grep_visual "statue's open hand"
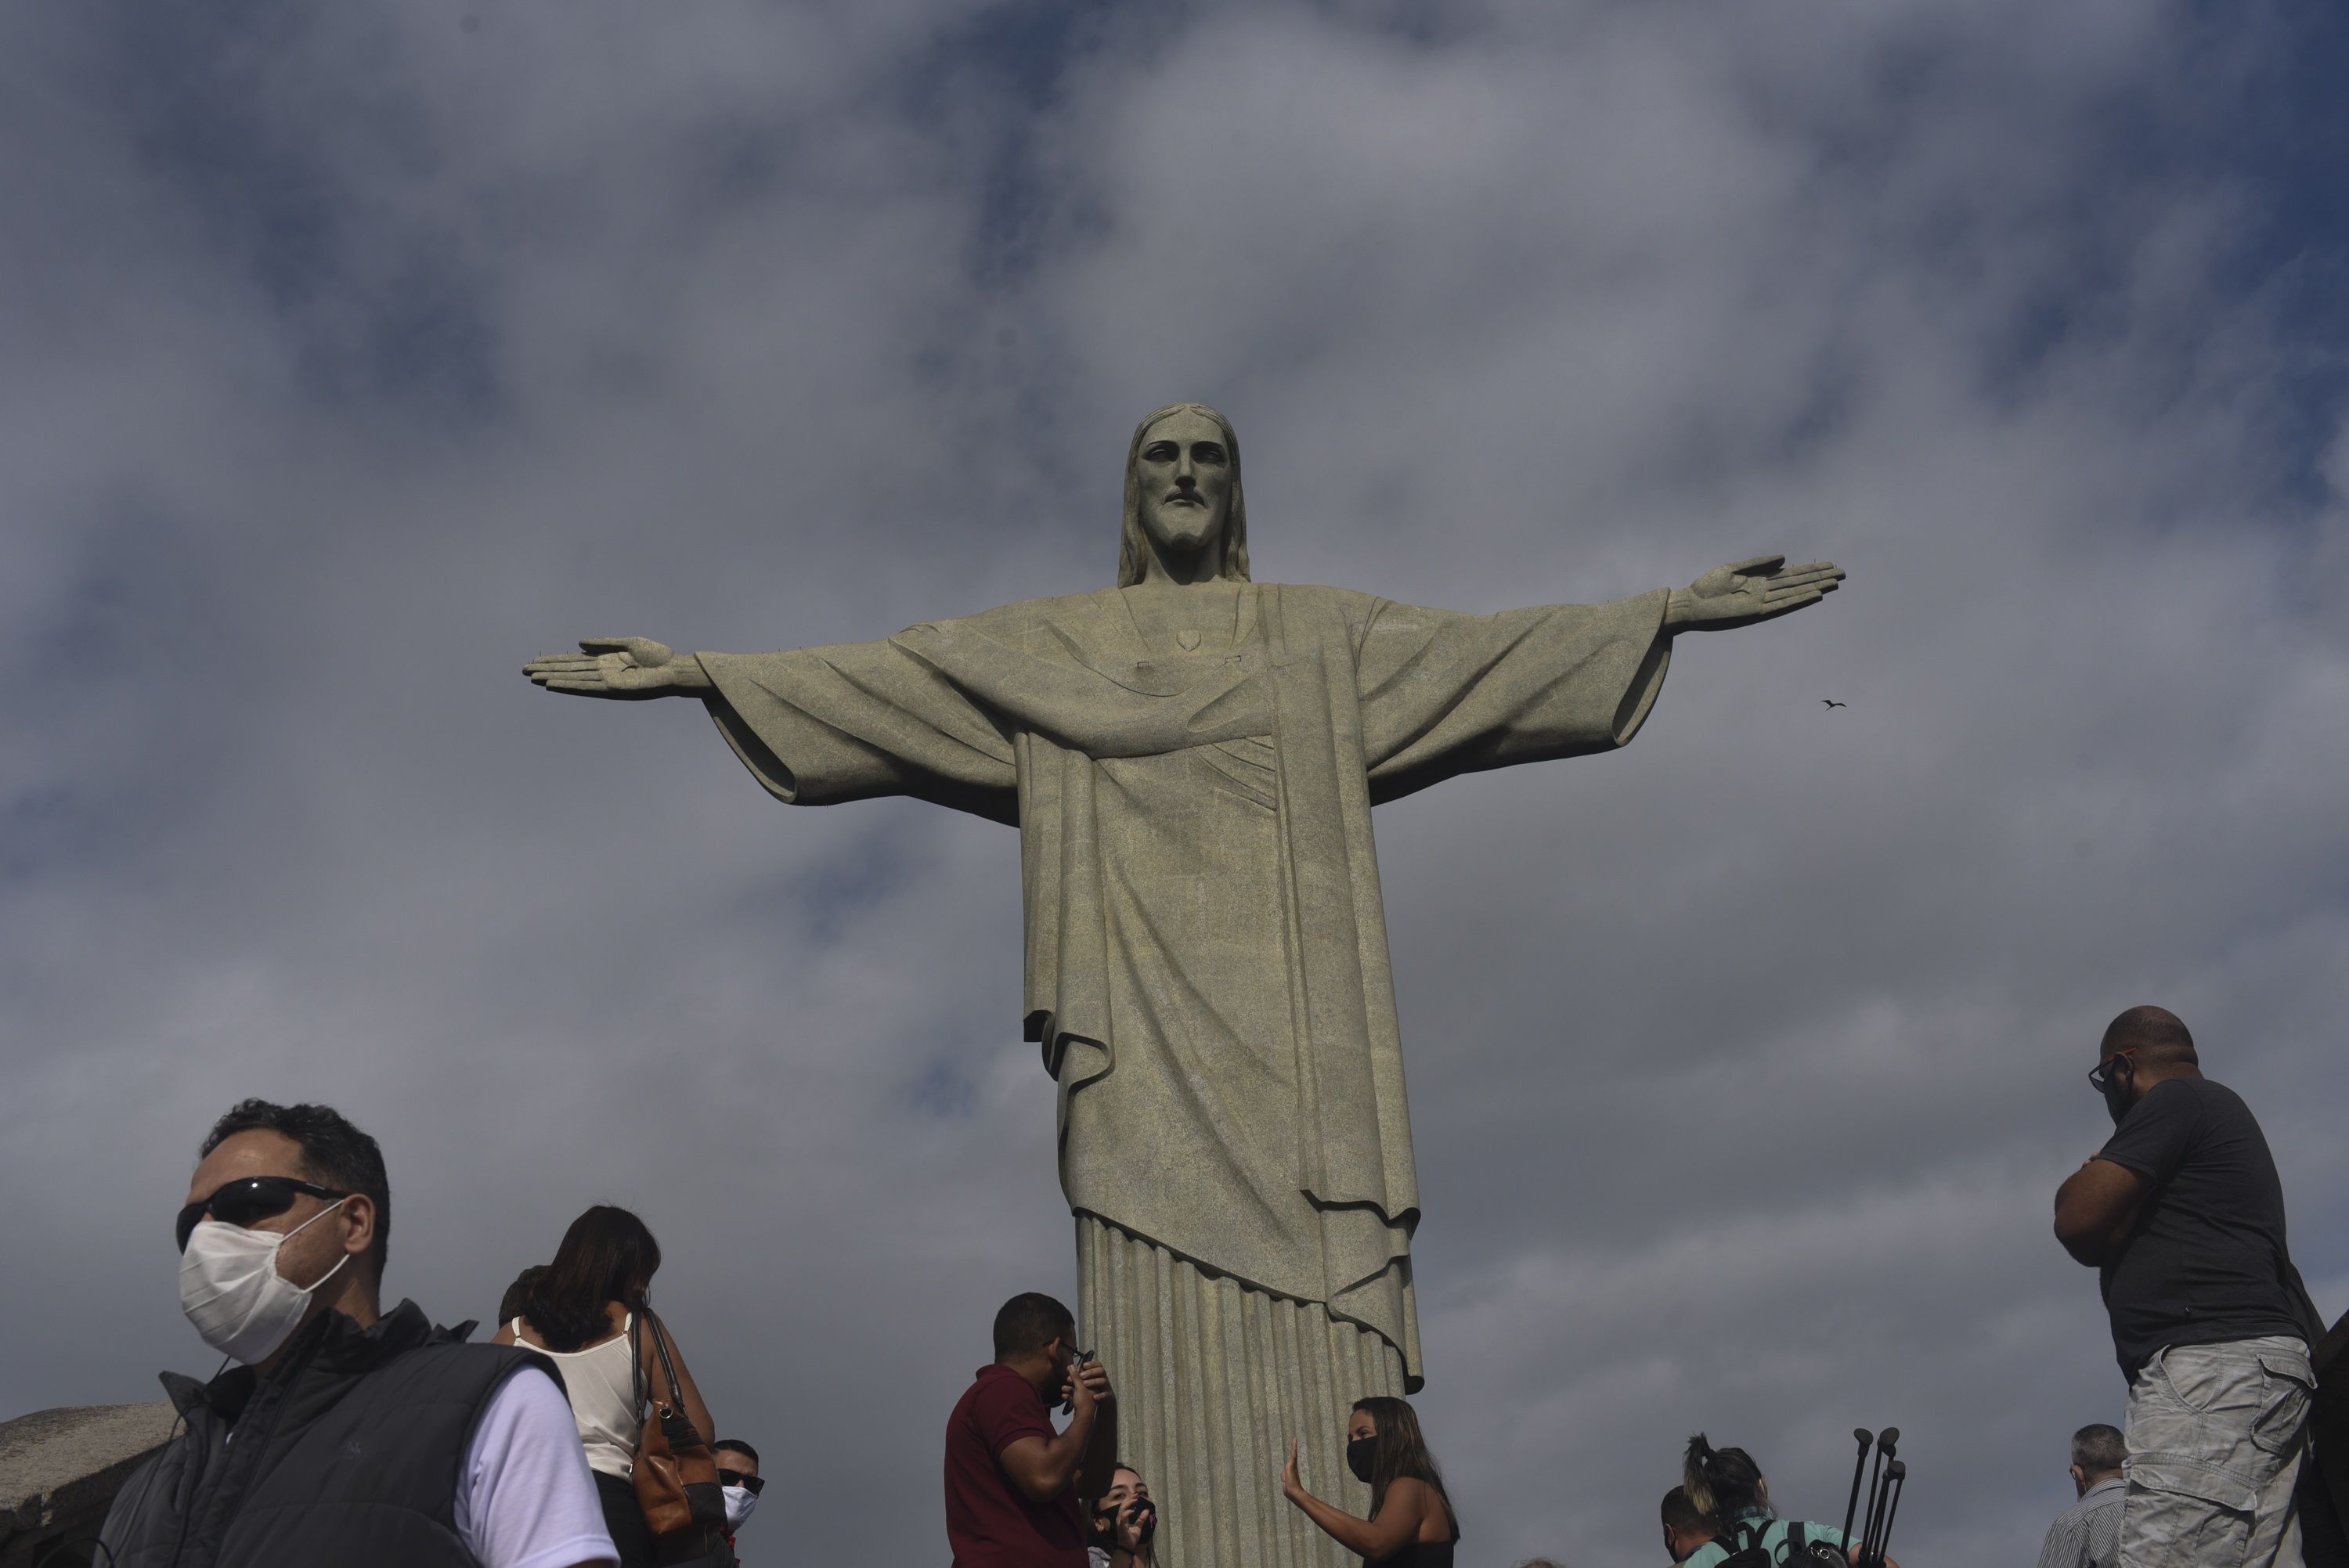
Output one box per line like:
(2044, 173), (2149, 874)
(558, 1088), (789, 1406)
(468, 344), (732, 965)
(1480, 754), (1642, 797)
(522, 636), (713, 699)
(1666, 554), (1845, 632)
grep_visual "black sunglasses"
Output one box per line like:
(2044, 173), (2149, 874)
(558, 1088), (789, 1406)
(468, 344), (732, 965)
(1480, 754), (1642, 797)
(175, 1176), (349, 1253)
(2087, 1049), (2138, 1094)
(717, 1469), (765, 1495)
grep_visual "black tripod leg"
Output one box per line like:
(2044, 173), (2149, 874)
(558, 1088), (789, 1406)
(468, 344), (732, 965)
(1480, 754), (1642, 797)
(1876, 1462), (1907, 1566)
(1842, 1429), (1874, 1548)
(1860, 1430), (1900, 1567)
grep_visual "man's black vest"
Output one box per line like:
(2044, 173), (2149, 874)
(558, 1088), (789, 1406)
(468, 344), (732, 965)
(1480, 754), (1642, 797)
(100, 1300), (558, 1568)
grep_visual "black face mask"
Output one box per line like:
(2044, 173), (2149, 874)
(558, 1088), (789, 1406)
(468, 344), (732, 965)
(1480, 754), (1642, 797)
(1093, 1501), (1157, 1545)
(1347, 1436), (1377, 1484)
(2102, 1077), (2132, 1127)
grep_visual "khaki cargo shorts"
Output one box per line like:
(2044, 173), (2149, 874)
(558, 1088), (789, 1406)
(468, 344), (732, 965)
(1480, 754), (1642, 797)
(2121, 1336), (2314, 1568)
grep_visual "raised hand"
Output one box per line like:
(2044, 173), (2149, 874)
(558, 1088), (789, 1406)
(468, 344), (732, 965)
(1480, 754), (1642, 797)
(1665, 554), (1845, 632)
(522, 636), (713, 699)
(1070, 1357), (1113, 1417)
(1281, 1438), (1304, 1501)
(1113, 1497), (1152, 1553)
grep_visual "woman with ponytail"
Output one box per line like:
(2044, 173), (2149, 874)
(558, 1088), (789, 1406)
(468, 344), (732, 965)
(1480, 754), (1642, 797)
(1281, 1396), (1460, 1566)
(1676, 1433), (1896, 1568)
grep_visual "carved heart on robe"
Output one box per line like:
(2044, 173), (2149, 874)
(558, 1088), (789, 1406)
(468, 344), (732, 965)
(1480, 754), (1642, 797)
(1176, 629), (1200, 651)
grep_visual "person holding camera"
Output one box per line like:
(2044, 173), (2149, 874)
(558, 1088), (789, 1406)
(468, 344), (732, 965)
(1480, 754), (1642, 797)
(1087, 1464), (1159, 1567)
(944, 1292), (1118, 1568)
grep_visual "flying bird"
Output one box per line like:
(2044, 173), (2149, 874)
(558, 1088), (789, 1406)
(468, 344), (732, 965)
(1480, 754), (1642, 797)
(1820, 698), (1846, 708)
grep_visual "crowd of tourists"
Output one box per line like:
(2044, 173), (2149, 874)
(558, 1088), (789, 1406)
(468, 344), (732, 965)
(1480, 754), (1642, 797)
(96, 1003), (2341, 1567)
(940, 1005), (2341, 1568)
(100, 1101), (762, 1568)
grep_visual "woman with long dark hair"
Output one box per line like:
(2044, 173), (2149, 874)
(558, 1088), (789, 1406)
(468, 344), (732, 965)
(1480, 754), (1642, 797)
(1676, 1433), (1898, 1568)
(1281, 1395), (1460, 1566)
(496, 1206), (716, 1568)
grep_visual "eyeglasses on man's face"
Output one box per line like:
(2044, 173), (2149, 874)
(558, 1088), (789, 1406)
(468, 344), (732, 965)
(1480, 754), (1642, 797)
(175, 1175), (349, 1253)
(718, 1469), (764, 1494)
(2087, 1048), (2138, 1094)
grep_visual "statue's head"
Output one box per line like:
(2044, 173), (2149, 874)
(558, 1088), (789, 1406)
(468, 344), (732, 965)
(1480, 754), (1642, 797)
(1117, 403), (1251, 586)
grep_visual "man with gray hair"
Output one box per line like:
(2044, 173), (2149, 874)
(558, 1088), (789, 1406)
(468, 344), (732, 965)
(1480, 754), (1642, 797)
(2036, 1424), (2127, 1568)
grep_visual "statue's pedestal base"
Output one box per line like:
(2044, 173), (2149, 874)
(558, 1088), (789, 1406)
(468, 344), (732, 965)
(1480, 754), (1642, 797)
(1079, 1216), (1405, 1568)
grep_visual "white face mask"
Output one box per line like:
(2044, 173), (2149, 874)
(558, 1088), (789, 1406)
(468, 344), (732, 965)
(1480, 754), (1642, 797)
(179, 1199), (351, 1364)
(723, 1484), (758, 1531)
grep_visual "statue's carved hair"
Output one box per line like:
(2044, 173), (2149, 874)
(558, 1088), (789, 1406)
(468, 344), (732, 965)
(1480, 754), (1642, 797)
(1117, 402), (1251, 587)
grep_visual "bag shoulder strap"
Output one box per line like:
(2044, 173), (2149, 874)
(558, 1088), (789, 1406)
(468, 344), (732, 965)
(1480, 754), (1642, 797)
(628, 1307), (647, 1425)
(644, 1310), (686, 1413)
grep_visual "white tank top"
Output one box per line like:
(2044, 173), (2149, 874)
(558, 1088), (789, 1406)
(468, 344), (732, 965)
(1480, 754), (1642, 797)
(513, 1314), (638, 1479)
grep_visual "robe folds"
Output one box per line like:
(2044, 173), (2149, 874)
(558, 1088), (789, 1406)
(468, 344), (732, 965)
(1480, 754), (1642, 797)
(698, 582), (1672, 1388)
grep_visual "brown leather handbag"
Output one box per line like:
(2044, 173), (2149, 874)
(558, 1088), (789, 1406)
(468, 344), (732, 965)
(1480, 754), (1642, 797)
(630, 1310), (728, 1563)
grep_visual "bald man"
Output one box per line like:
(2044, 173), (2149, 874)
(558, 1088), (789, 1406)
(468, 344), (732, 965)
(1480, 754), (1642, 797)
(2053, 1006), (2326, 1568)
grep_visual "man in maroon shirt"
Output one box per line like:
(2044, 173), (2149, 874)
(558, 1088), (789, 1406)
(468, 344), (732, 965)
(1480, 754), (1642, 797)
(946, 1292), (1118, 1568)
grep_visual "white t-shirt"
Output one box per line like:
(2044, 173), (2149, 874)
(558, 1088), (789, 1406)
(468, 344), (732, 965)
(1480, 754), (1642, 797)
(453, 1366), (621, 1568)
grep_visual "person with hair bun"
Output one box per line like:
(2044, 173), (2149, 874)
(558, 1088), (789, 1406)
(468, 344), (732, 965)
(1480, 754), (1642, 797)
(496, 1205), (716, 1568)
(1282, 1396), (1460, 1566)
(1676, 1433), (1895, 1568)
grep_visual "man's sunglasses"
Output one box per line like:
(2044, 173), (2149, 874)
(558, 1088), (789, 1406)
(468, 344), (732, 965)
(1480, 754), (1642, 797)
(2087, 1048), (2138, 1094)
(717, 1469), (765, 1494)
(175, 1176), (349, 1253)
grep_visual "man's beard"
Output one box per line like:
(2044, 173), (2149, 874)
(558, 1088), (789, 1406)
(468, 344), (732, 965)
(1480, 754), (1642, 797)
(1147, 505), (1219, 555)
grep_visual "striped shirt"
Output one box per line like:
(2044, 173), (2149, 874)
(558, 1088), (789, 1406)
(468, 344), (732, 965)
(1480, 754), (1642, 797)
(2036, 1476), (2124, 1568)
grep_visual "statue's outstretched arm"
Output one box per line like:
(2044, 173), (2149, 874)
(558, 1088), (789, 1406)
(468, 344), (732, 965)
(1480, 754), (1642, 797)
(523, 636), (716, 699)
(1665, 554), (1844, 633)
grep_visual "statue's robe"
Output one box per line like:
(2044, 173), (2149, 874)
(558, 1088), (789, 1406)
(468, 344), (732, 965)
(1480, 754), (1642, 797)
(697, 581), (1670, 1558)
(695, 579), (1672, 1568)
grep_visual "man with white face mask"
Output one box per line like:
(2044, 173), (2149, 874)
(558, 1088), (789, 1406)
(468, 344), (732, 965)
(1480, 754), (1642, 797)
(99, 1099), (619, 1568)
(712, 1440), (762, 1555)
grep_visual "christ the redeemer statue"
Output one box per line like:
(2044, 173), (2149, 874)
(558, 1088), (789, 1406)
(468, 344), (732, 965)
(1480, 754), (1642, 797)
(525, 403), (1841, 1568)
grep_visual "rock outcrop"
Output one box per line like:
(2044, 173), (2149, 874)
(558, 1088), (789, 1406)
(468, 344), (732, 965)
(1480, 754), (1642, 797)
(0, 1403), (177, 1567)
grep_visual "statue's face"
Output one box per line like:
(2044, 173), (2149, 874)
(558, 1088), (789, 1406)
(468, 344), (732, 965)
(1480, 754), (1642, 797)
(1134, 409), (1232, 561)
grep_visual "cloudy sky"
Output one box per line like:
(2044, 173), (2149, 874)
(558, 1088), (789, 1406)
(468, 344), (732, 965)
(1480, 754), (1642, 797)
(5, 0), (2347, 1563)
